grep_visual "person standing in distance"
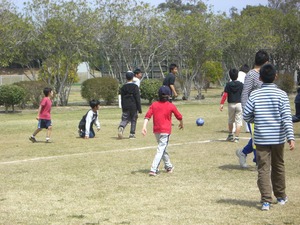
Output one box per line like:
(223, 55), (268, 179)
(118, 71), (142, 139)
(133, 68), (143, 88)
(163, 63), (178, 101)
(29, 87), (54, 143)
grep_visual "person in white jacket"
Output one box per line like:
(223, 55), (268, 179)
(78, 100), (101, 139)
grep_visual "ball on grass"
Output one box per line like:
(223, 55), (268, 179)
(196, 118), (204, 126)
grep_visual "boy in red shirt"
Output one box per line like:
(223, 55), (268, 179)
(29, 87), (53, 143)
(142, 85), (183, 176)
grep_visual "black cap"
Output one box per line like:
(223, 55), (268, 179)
(158, 85), (171, 96)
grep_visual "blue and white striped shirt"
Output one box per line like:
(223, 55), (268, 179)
(243, 83), (294, 145)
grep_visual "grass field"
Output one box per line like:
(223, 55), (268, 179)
(0, 87), (300, 225)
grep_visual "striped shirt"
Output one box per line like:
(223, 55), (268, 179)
(241, 69), (262, 109)
(243, 83), (294, 145)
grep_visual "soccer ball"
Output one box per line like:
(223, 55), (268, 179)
(196, 118), (204, 126)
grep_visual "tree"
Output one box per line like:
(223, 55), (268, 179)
(24, 0), (99, 106)
(0, 85), (25, 112)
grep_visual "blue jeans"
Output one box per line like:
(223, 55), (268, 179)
(242, 123), (257, 163)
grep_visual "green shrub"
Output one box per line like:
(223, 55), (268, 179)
(275, 73), (295, 94)
(0, 84), (26, 112)
(15, 80), (47, 108)
(140, 79), (162, 103)
(81, 77), (119, 105)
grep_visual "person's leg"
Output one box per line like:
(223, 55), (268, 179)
(241, 123), (254, 155)
(45, 120), (52, 142)
(30, 120), (43, 142)
(234, 103), (242, 142)
(129, 111), (138, 136)
(89, 128), (95, 138)
(271, 144), (286, 201)
(150, 133), (170, 173)
(256, 144), (273, 203)
(118, 111), (129, 139)
(227, 104), (235, 141)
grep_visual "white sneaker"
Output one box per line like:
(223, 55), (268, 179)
(261, 202), (270, 211)
(236, 149), (248, 168)
(277, 196), (288, 205)
(118, 127), (124, 139)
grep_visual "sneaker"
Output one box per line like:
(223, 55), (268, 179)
(29, 136), (37, 143)
(129, 134), (136, 139)
(261, 202), (270, 211)
(234, 137), (239, 143)
(236, 149), (248, 168)
(118, 127), (124, 139)
(46, 139), (51, 143)
(277, 196), (288, 205)
(166, 166), (174, 173)
(149, 171), (158, 176)
(226, 134), (234, 141)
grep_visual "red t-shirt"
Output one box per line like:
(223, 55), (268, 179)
(39, 97), (52, 120)
(144, 101), (182, 134)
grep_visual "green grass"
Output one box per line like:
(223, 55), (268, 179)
(0, 87), (300, 225)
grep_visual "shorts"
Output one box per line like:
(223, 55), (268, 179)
(228, 103), (242, 126)
(38, 119), (52, 129)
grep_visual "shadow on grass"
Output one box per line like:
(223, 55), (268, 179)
(218, 164), (257, 171)
(131, 169), (149, 175)
(217, 198), (258, 208)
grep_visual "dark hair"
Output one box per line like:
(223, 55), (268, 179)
(239, 64), (250, 73)
(89, 99), (100, 108)
(259, 64), (276, 83)
(169, 63), (177, 73)
(133, 68), (142, 75)
(255, 50), (269, 66)
(43, 87), (52, 97)
(229, 68), (239, 81)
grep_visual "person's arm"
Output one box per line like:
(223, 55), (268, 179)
(281, 94), (295, 150)
(241, 73), (253, 109)
(36, 105), (42, 120)
(142, 119), (149, 136)
(134, 86), (142, 113)
(84, 110), (92, 139)
(220, 92), (228, 111)
(170, 84), (178, 97)
(243, 97), (255, 124)
(94, 113), (100, 131)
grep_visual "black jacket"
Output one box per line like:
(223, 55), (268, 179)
(121, 82), (142, 113)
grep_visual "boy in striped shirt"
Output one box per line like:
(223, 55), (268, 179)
(243, 64), (295, 211)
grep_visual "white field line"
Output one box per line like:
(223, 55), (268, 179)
(0, 137), (249, 165)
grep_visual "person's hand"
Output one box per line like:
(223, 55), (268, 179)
(97, 127), (100, 131)
(178, 124), (183, 130)
(219, 105), (224, 111)
(288, 140), (295, 150)
(142, 128), (147, 136)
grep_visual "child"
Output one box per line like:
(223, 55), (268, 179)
(133, 68), (142, 87)
(29, 87), (54, 143)
(142, 85), (183, 176)
(163, 63), (178, 100)
(292, 87), (300, 122)
(118, 71), (142, 139)
(243, 64), (295, 211)
(220, 68), (243, 142)
(78, 99), (101, 139)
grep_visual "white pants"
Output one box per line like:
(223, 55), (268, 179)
(150, 133), (173, 172)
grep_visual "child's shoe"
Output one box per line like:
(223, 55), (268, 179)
(149, 171), (158, 176)
(166, 166), (175, 173)
(226, 134), (234, 141)
(261, 202), (270, 211)
(277, 196), (288, 205)
(29, 136), (37, 143)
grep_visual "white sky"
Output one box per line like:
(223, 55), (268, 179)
(13, 0), (269, 13)
(145, 0), (269, 13)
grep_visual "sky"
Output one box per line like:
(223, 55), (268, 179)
(145, 0), (269, 13)
(13, 0), (269, 14)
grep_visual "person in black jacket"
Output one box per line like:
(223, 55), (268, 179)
(118, 71), (142, 139)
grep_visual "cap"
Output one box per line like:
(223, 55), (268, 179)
(125, 71), (134, 80)
(158, 85), (171, 96)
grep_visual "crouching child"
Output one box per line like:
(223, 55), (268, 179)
(78, 100), (101, 139)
